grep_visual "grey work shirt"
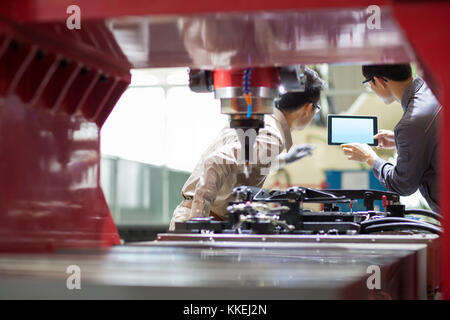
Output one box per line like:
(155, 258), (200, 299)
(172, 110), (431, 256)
(372, 77), (441, 212)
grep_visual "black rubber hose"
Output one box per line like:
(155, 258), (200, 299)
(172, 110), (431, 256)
(361, 217), (436, 228)
(404, 209), (442, 222)
(363, 222), (442, 235)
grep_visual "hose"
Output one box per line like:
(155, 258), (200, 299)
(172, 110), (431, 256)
(363, 222), (442, 235)
(243, 68), (252, 118)
(361, 217), (435, 228)
(404, 209), (442, 222)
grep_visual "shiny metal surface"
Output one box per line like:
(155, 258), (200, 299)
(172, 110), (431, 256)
(220, 98), (274, 115)
(108, 8), (414, 69)
(154, 233), (440, 297)
(215, 87), (279, 99)
(0, 242), (427, 299)
(154, 233), (438, 244)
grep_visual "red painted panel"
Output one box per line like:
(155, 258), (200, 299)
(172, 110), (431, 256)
(392, 1), (450, 300)
(108, 7), (414, 69)
(214, 68), (280, 89)
(0, 18), (131, 252)
(2, 0), (389, 22)
(0, 93), (120, 251)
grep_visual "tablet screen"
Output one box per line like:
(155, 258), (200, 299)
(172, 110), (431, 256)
(328, 115), (378, 146)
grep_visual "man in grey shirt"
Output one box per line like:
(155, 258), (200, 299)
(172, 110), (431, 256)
(341, 64), (441, 212)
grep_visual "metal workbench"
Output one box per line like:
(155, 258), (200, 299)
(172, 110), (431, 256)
(0, 234), (438, 299)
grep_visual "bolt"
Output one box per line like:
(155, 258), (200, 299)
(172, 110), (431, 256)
(35, 50), (46, 60)
(59, 59), (69, 69)
(80, 67), (90, 76)
(9, 40), (20, 51)
(99, 74), (108, 83)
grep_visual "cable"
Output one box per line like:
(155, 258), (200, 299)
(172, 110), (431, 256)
(404, 209), (442, 222)
(363, 222), (442, 235)
(242, 68), (252, 118)
(243, 68), (252, 94)
(361, 217), (436, 228)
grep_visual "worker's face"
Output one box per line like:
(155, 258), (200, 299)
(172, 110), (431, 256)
(291, 102), (316, 130)
(368, 77), (395, 104)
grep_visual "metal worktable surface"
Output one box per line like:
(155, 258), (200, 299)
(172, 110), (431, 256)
(0, 235), (431, 299)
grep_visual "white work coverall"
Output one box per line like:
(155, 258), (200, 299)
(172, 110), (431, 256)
(169, 108), (293, 230)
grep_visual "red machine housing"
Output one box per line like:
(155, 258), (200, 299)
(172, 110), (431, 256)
(214, 68), (280, 90)
(0, 19), (130, 251)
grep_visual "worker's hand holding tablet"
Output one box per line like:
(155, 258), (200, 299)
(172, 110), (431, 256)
(374, 129), (396, 149)
(327, 115), (382, 166)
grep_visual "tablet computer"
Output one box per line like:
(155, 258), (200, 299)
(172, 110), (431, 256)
(328, 115), (378, 146)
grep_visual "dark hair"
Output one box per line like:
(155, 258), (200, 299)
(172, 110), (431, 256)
(276, 68), (325, 112)
(362, 63), (412, 82)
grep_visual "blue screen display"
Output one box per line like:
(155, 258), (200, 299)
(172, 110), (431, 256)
(331, 117), (375, 144)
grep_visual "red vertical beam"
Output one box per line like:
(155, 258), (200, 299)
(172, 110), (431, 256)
(0, 18), (130, 252)
(392, 2), (450, 299)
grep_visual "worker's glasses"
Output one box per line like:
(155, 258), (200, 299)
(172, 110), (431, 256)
(362, 77), (375, 90)
(311, 101), (321, 113)
(362, 76), (387, 90)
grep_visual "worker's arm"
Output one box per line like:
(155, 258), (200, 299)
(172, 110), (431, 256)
(374, 130), (396, 149)
(275, 144), (316, 170)
(190, 143), (239, 217)
(372, 123), (430, 196)
(342, 123), (430, 196)
(341, 143), (378, 167)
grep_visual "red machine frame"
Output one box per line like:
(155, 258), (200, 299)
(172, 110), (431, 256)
(0, 0), (448, 298)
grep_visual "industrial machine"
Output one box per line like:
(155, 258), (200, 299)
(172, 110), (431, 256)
(159, 186), (441, 299)
(173, 186), (441, 236)
(0, 0), (448, 300)
(189, 66), (307, 177)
